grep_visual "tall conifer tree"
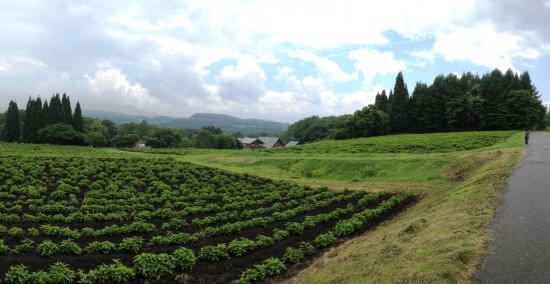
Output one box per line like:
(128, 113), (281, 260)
(389, 72), (410, 133)
(4, 100), (20, 142)
(73, 101), (83, 132)
(61, 93), (72, 125)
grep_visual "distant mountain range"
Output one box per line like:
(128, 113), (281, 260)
(82, 110), (289, 135)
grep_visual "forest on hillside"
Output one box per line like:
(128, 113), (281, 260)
(284, 69), (547, 143)
(0, 94), (244, 149)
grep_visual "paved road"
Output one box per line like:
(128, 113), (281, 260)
(476, 131), (550, 283)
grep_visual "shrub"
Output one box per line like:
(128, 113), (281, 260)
(133, 253), (175, 280)
(37, 240), (59, 256)
(4, 264), (31, 284)
(272, 229), (289, 241)
(258, 257), (286, 277)
(59, 239), (82, 255)
(85, 241), (116, 254)
(119, 236), (143, 253)
(333, 218), (363, 237)
(148, 235), (171, 247)
(167, 232), (192, 245)
(314, 232), (337, 248)
(27, 227), (40, 237)
(255, 235), (274, 248)
(299, 241), (315, 255)
(227, 238), (256, 256)
(12, 239), (35, 254)
(88, 259), (135, 283)
(0, 239), (11, 254)
(47, 262), (75, 284)
(199, 244), (229, 261)
(286, 222), (305, 235)
(30, 270), (50, 284)
(282, 247), (304, 264)
(172, 247), (197, 270)
(8, 227), (25, 238)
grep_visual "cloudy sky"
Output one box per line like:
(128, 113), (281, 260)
(1, 1), (549, 123)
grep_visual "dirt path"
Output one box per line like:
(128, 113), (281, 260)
(476, 131), (550, 283)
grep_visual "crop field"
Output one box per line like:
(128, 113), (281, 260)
(0, 155), (415, 283)
(264, 131), (516, 154)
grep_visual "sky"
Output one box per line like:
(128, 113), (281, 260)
(0, 0), (549, 123)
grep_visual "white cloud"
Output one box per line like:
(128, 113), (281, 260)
(1, 0), (550, 122)
(84, 67), (158, 108)
(433, 23), (540, 71)
(348, 48), (407, 84)
(409, 50), (435, 61)
(216, 57), (267, 102)
(288, 50), (358, 86)
(0, 56), (47, 76)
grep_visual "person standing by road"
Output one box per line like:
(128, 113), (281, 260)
(525, 129), (530, 144)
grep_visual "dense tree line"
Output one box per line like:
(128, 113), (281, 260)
(1, 96), (242, 149)
(2, 94), (85, 145)
(285, 69), (546, 143)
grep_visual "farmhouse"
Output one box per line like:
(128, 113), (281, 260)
(285, 141), (299, 147)
(258, 137), (284, 148)
(135, 140), (146, 149)
(239, 138), (264, 149)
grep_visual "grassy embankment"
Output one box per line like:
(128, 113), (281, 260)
(133, 131), (523, 283)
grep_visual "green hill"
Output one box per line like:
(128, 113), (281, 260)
(82, 110), (289, 134)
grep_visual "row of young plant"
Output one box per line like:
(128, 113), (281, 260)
(0, 152), (418, 282)
(3, 247), (197, 284)
(0, 185), (366, 238)
(0, 190), (381, 253)
(233, 192), (416, 283)
(1, 192), (415, 283)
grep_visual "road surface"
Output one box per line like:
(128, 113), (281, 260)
(476, 131), (550, 283)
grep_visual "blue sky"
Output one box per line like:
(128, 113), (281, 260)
(1, 0), (549, 123)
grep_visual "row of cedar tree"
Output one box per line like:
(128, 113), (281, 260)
(284, 69), (547, 143)
(4, 94), (84, 144)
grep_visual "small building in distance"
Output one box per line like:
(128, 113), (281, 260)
(258, 137), (284, 148)
(239, 138), (264, 149)
(135, 140), (146, 149)
(285, 141), (299, 147)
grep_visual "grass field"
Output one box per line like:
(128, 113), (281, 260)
(0, 131), (523, 283)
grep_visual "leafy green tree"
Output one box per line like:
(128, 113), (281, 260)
(192, 129), (217, 148)
(505, 90), (545, 129)
(85, 132), (109, 147)
(389, 72), (410, 133)
(36, 123), (84, 145)
(101, 119), (118, 139)
(216, 134), (238, 149)
(4, 100), (20, 142)
(351, 105), (390, 137)
(137, 120), (156, 138)
(111, 134), (139, 148)
(464, 84), (485, 130)
(145, 128), (181, 148)
(72, 101), (83, 132)
(202, 125), (223, 134)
